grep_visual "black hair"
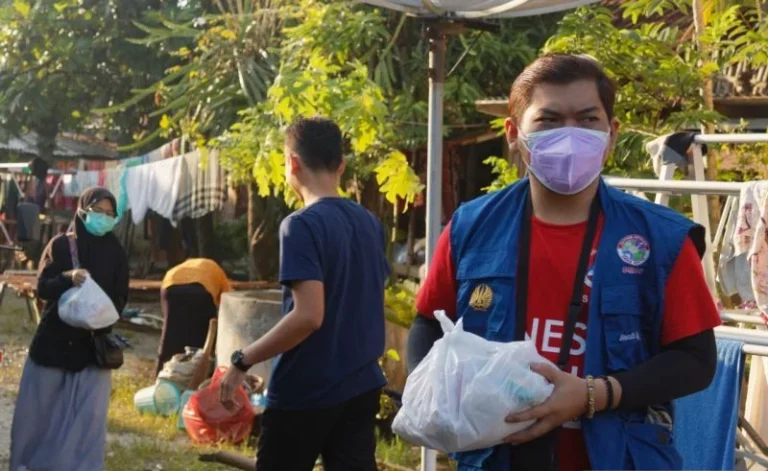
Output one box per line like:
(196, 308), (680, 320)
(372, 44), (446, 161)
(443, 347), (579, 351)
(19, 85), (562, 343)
(285, 116), (344, 172)
(509, 53), (616, 121)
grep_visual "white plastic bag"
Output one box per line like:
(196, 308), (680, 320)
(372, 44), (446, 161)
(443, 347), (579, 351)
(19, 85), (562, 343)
(392, 310), (554, 454)
(58, 276), (120, 330)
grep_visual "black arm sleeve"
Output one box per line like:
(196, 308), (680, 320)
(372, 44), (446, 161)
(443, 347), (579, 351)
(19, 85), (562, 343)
(111, 248), (130, 314)
(406, 314), (444, 374)
(613, 328), (717, 410)
(36, 237), (74, 301)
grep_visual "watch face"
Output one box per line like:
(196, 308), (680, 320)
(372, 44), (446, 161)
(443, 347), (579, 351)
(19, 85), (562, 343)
(231, 350), (242, 364)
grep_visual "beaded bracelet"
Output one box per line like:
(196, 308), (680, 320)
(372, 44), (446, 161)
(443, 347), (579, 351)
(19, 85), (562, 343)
(585, 375), (596, 419)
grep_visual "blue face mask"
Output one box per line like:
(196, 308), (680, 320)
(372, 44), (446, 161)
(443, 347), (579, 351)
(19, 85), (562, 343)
(81, 211), (117, 236)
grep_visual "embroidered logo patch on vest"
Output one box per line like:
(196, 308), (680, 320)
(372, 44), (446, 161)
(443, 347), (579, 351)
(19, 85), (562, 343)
(469, 284), (493, 311)
(617, 234), (651, 267)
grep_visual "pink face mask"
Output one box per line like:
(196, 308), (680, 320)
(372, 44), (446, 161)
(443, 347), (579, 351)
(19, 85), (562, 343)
(520, 126), (609, 195)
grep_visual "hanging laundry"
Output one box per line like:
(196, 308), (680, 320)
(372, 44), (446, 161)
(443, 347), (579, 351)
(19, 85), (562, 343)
(675, 339), (745, 470)
(172, 149), (226, 222)
(61, 174), (77, 197)
(645, 132), (701, 177)
(733, 181), (768, 314)
(48, 175), (76, 212)
(103, 167), (123, 198)
(66, 171), (99, 197)
(3, 176), (22, 220)
(718, 197), (756, 302)
(125, 155), (183, 225)
(16, 202), (41, 242)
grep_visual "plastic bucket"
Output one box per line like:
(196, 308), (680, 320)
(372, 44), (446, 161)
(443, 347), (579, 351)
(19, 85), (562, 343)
(154, 379), (182, 416)
(134, 385), (158, 414)
(178, 390), (195, 430)
(133, 380), (183, 416)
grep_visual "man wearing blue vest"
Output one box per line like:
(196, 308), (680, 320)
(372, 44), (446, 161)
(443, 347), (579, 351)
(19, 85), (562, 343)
(409, 54), (721, 471)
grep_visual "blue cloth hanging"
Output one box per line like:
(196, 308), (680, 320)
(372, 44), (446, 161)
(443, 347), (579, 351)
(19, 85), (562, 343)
(674, 338), (744, 471)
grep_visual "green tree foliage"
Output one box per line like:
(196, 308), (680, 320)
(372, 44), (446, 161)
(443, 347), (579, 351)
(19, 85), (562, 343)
(0, 0), (179, 157)
(542, 2), (768, 177)
(99, 0), (283, 152)
(216, 0), (559, 200)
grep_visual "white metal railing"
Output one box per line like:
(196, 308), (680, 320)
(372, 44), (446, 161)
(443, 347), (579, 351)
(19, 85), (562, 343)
(603, 177), (744, 196)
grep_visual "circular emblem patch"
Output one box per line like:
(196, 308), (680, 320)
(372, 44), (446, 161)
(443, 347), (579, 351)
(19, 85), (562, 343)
(617, 234), (650, 267)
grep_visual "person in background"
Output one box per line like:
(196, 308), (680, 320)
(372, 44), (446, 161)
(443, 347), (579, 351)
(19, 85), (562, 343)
(156, 258), (232, 375)
(407, 54), (720, 471)
(219, 116), (390, 471)
(10, 187), (128, 471)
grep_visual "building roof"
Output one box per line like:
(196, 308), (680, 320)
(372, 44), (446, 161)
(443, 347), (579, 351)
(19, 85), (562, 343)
(0, 131), (118, 160)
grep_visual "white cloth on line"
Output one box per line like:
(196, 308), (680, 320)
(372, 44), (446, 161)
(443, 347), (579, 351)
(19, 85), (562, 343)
(61, 175), (77, 197)
(718, 196), (755, 301)
(125, 156), (183, 225)
(733, 181), (768, 314)
(64, 171), (99, 197)
(103, 167), (123, 198)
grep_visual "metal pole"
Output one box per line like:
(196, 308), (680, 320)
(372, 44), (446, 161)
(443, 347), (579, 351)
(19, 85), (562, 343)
(694, 133), (768, 144)
(425, 25), (446, 268)
(715, 326), (768, 346)
(603, 177), (744, 196)
(689, 144), (717, 295)
(421, 22), (446, 471)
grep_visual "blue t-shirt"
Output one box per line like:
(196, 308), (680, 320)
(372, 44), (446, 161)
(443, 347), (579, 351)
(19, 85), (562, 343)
(266, 197), (390, 410)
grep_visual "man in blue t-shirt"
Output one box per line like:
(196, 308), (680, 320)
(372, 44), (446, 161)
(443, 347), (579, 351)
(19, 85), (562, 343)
(219, 116), (390, 471)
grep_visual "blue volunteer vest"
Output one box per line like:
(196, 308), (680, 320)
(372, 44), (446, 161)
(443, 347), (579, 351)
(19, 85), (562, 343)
(448, 178), (704, 471)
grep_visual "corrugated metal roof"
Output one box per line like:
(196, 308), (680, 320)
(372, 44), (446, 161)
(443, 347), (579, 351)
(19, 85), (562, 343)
(0, 131), (118, 160)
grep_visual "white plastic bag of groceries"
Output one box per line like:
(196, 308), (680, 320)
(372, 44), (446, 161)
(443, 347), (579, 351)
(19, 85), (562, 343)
(392, 310), (554, 454)
(58, 276), (120, 330)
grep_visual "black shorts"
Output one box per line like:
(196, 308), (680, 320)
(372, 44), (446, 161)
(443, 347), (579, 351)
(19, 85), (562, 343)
(256, 388), (381, 471)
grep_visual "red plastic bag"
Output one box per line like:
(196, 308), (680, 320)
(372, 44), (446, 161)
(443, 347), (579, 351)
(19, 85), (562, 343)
(183, 366), (255, 444)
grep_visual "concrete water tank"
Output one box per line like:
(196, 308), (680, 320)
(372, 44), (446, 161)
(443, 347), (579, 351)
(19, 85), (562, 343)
(216, 290), (283, 388)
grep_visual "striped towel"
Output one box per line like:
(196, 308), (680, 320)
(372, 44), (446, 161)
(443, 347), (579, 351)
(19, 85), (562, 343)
(172, 149), (226, 222)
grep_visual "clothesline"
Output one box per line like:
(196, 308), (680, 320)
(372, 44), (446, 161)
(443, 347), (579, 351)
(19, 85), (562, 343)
(61, 148), (227, 226)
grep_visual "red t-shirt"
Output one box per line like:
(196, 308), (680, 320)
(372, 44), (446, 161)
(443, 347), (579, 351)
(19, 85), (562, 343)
(416, 218), (722, 471)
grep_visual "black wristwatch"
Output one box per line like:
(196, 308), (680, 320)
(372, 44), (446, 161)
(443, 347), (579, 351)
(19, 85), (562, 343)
(230, 349), (251, 372)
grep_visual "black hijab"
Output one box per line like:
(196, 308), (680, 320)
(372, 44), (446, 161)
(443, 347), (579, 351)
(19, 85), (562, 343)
(72, 187), (123, 281)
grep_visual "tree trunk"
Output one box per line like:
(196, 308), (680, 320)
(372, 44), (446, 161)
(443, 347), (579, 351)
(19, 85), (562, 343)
(35, 119), (59, 165)
(247, 182), (259, 280)
(247, 182), (287, 281)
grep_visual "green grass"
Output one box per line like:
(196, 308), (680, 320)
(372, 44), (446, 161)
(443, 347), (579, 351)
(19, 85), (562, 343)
(0, 294), (434, 470)
(378, 436), (422, 469)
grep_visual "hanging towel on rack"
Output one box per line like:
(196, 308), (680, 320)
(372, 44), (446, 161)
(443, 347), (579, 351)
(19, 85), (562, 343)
(172, 149), (226, 222)
(719, 196), (756, 302)
(734, 181), (768, 315)
(125, 156), (183, 225)
(646, 132), (699, 177)
(674, 338), (745, 471)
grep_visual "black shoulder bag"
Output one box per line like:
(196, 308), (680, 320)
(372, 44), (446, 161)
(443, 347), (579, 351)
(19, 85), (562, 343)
(509, 191), (602, 471)
(67, 234), (125, 370)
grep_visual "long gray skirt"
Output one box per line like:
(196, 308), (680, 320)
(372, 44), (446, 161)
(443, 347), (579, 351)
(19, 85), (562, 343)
(9, 359), (111, 471)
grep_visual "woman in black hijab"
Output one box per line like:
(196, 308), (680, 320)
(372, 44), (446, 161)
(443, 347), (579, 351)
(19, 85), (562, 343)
(10, 186), (129, 471)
